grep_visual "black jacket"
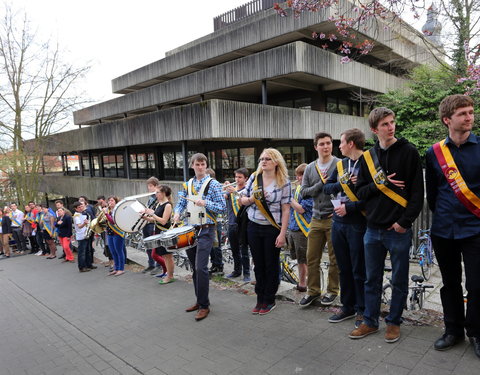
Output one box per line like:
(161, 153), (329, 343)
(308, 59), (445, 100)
(1, 216), (12, 234)
(356, 138), (424, 229)
(55, 215), (72, 237)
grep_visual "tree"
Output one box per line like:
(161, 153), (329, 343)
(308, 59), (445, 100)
(377, 64), (479, 157)
(0, 4), (90, 205)
(276, 0), (480, 89)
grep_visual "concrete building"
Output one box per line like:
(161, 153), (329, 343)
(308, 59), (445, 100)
(35, 0), (438, 202)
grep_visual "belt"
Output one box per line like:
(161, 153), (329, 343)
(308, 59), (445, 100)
(317, 214), (332, 220)
(195, 224), (215, 229)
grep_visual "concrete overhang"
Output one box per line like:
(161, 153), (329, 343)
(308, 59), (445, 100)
(74, 41), (405, 125)
(111, 1), (435, 94)
(41, 99), (369, 154)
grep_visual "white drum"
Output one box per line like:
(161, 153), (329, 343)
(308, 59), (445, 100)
(143, 233), (166, 250)
(113, 199), (148, 233)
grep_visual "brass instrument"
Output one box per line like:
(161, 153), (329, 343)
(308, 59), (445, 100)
(87, 210), (107, 237)
(221, 182), (238, 191)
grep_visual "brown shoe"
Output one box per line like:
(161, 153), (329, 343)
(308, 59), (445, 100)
(385, 325), (400, 343)
(349, 323), (379, 339)
(195, 308), (210, 321)
(79, 268), (91, 273)
(185, 303), (200, 312)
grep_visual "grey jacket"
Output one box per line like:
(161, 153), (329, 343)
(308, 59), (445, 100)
(301, 157), (340, 219)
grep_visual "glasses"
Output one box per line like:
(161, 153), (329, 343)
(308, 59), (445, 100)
(258, 157), (272, 162)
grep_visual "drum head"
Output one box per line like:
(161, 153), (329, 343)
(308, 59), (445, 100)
(163, 225), (195, 237)
(113, 199), (147, 233)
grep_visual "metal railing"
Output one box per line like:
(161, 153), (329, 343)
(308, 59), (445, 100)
(213, 0), (277, 31)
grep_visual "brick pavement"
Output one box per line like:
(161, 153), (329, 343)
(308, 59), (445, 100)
(0, 254), (478, 375)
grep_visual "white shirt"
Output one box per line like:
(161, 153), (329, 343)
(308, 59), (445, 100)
(11, 209), (24, 227)
(74, 213), (88, 240)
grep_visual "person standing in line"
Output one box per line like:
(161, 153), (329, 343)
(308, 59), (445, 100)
(41, 205), (58, 259)
(55, 207), (74, 263)
(34, 203), (47, 256)
(324, 128), (367, 329)
(73, 201), (91, 273)
(79, 196), (96, 269)
(349, 107), (424, 343)
(96, 196), (112, 269)
(240, 148), (291, 315)
(104, 196), (126, 276)
(287, 163), (313, 293)
(225, 168), (251, 282)
(299, 132), (341, 307)
(173, 153), (226, 321)
(426, 94), (480, 358)
(10, 203), (27, 254)
(23, 204), (39, 254)
(1, 209), (12, 258)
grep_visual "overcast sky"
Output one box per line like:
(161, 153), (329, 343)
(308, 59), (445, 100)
(12, 0), (247, 104)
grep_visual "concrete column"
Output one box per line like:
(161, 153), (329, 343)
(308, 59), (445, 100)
(261, 80), (268, 105)
(182, 141), (188, 181)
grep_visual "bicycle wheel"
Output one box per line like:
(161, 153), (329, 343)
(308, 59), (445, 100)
(418, 244), (432, 281)
(382, 284), (392, 306)
(409, 290), (421, 311)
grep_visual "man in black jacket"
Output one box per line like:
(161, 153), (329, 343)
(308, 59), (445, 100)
(349, 107), (424, 343)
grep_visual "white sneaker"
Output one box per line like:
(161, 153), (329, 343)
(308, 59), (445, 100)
(35, 250), (43, 256)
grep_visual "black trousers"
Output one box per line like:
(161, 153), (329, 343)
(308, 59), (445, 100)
(12, 227), (27, 252)
(432, 233), (480, 338)
(247, 222), (280, 306)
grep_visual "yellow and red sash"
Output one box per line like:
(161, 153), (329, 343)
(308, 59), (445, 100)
(252, 172), (281, 230)
(293, 185), (310, 237)
(363, 149), (408, 208)
(315, 163), (327, 184)
(433, 139), (480, 218)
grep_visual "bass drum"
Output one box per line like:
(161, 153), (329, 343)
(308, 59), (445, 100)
(112, 199), (147, 233)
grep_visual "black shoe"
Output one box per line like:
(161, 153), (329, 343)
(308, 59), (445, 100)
(434, 333), (465, 351)
(328, 310), (355, 323)
(209, 266), (224, 276)
(59, 254), (66, 259)
(299, 294), (320, 307)
(88, 265), (98, 270)
(321, 293), (337, 306)
(469, 337), (480, 359)
(227, 272), (241, 278)
(79, 268), (91, 273)
(142, 266), (154, 274)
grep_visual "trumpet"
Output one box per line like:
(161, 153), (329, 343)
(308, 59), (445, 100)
(221, 182), (238, 191)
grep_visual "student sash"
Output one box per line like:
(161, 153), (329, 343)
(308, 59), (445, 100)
(107, 209), (125, 237)
(433, 139), (480, 218)
(363, 149), (408, 208)
(10, 212), (22, 227)
(43, 216), (55, 237)
(252, 172), (281, 230)
(230, 193), (240, 217)
(315, 163), (327, 184)
(293, 185), (310, 237)
(337, 159), (360, 203)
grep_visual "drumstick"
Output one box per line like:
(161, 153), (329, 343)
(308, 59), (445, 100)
(180, 196), (197, 203)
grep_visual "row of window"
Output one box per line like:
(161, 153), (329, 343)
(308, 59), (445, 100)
(59, 144), (318, 182)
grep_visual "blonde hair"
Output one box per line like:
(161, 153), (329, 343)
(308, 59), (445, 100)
(256, 148), (289, 187)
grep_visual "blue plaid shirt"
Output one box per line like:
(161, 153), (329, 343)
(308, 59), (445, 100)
(174, 175), (226, 225)
(288, 187), (313, 231)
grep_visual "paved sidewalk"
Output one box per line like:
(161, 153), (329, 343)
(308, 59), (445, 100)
(0, 254), (477, 375)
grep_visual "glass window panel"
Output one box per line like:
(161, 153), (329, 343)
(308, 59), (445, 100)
(80, 154), (89, 176)
(92, 155), (100, 177)
(277, 146), (292, 169)
(291, 147), (305, 168)
(103, 155), (116, 177)
(278, 100), (294, 108)
(338, 99), (349, 115)
(294, 98), (311, 109)
(116, 154), (124, 178)
(208, 151), (216, 170)
(239, 147), (255, 171)
(163, 152), (175, 180)
(326, 97), (339, 113)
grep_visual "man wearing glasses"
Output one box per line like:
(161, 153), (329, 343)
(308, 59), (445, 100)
(299, 132), (341, 307)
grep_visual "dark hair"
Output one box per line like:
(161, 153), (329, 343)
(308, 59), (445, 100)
(368, 107), (395, 129)
(341, 128), (366, 150)
(439, 95), (474, 127)
(79, 196), (89, 203)
(73, 201), (83, 209)
(314, 132), (333, 145)
(28, 201), (35, 205)
(157, 184), (173, 204)
(107, 196), (120, 204)
(54, 200), (64, 205)
(189, 153), (208, 167)
(234, 168), (249, 178)
(97, 195), (106, 201)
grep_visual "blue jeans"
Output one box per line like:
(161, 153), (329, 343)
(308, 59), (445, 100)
(331, 221), (366, 315)
(107, 234), (126, 271)
(77, 239), (88, 269)
(186, 226), (215, 308)
(363, 227), (412, 327)
(143, 224), (157, 268)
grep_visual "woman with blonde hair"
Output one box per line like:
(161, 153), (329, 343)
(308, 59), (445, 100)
(240, 148), (291, 315)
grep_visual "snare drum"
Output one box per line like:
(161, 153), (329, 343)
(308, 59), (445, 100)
(143, 233), (166, 250)
(113, 199), (148, 233)
(159, 225), (197, 251)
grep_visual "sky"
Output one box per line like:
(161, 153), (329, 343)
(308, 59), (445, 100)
(11, 0), (247, 104)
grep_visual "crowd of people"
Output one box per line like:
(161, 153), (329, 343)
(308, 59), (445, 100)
(0, 94), (478, 359)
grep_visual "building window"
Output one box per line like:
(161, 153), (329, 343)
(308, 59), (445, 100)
(65, 154), (80, 176)
(130, 152), (156, 179)
(102, 154), (124, 178)
(80, 154), (90, 176)
(277, 146), (306, 178)
(92, 155), (100, 177)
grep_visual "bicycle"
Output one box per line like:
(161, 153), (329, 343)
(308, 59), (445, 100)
(381, 266), (393, 306)
(280, 251), (299, 284)
(173, 249), (191, 271)
(416, 229), (434, 281)
(408, 275), (434, 310)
